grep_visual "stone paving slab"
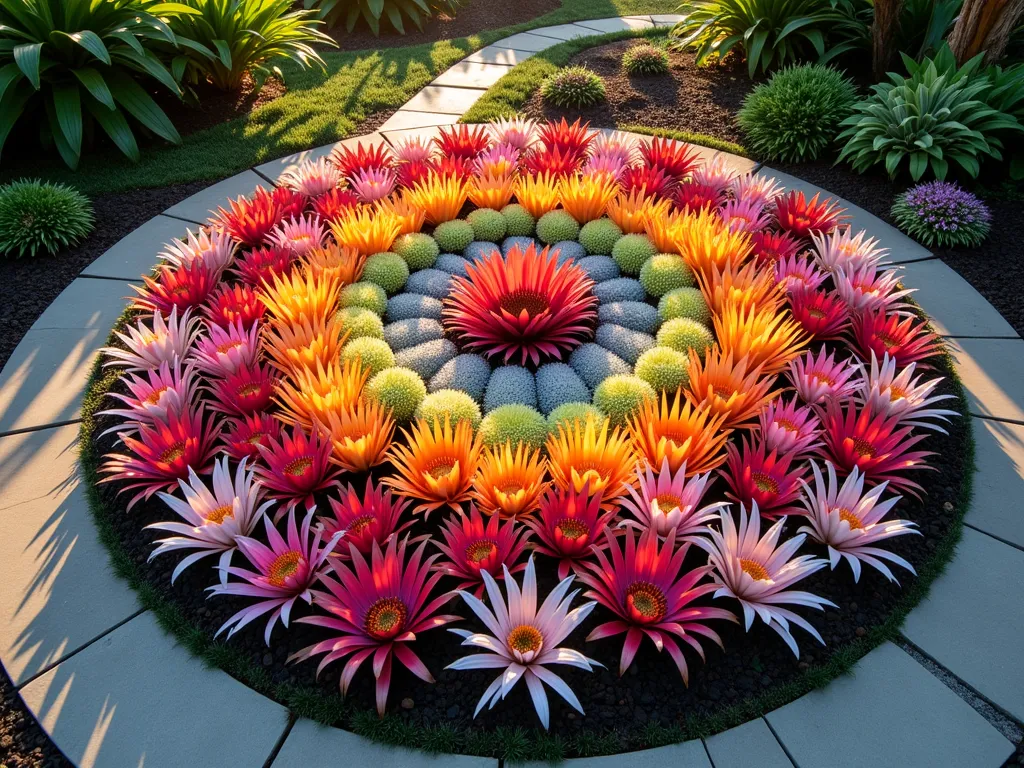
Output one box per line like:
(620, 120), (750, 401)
(377, 110), (461, 133)
(945, 337), (1024, 423)
(432, 60), (515, 89)
(902, 527), (1024, 722)
(20, 611), (287, 768)
(968, 418), (1024, 548)
(274, 717), (495, 766)
(766, 642), (1012, 767)
(81, 215), (193, 281)
(519, 740), (711, 767)
(526, 23), (602, 41)
(704, 719), (792, 768)
(254, 132), (387, 183)
(757, 167), (933, 264)
(463, 45), (537, 65)
(163, 169), (269, 223)
(0, 425), (139, 686)
(491, 32), (567, 52)
(573, 16), (655, 33)
(402, 85), (487, 115)
(899, 259), (1019, 339)
(0, 328), (104, 433)
(380, 125), (447, 148)
(31, 279), (134, 332)
(650, 13), (684, 25)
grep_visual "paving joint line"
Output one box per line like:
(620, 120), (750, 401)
(159, 212), (205, 227)
(895, 637), (1023, 743)
(77, 273), (141, 284)
(964, 522), (1024, 554)
(261, 714), (296, 768)
(763, 716), (801, 768)
(251, 167), (279, 187)
(941, 334), (1022, 340)
(423, 82), (490, 92)
(699, 736), (717, 767)
(971, 412), (1024, 427)
(14, 608), (148, 692)
(0, 419), (83, 439)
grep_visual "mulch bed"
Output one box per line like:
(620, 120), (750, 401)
(159, 73), (288, 138)
(325, 0), (560, 51)
(0, 666), (70, 768)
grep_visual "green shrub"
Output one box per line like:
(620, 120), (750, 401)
(891, 180), (991, 249)
(540, 66), (606, 109)
(305, 0), (460, 35)
(669, 0), (864, 78)
(0, 0), (187, 168)
(0, 180), (94, 258)
(170, 0), (332, 92)
(837, 48), (1020, 180)
(622, 43), (670, 75)
(738, 65), (857, 162)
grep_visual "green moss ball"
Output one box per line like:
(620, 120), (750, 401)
(339, 281), (387, 315)
(547, 402), (606, 434)
(593, 375), (657, 428)
(364, 366), (427, 423)
(362, 252), (409, 294)
(433, 220), (475, 253)
(536, 210), (580, 245)
(478, 404), (549, 450)
(415, 389), (483, 429)
(341, 337), (395, 376)
(337, 306), (385, 341)
(501, 203), (536, 237)
(658, 286), (710, 325)
(611, 234), (657, 276)
(634, 346), (691, 394)
(467, 208), (507, 243)
(656, 317), (715, 360)
(640, 253), (695, 297)
(392, 232), (439, 270)
(579, 218), (624, 255)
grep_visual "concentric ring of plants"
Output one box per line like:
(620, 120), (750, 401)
(81, 119), (971, 756)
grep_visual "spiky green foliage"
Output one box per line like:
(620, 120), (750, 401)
(416, 388), (483, 429)
(501, 203), (536, 237)
(433, 219), (475, 253)
(579, 218), (624, 255)
(611, 233), (657, 275)
(593, 374), (656, 427)
(536, 210), (581, 244)
(658, 286), (710, 325)
(540, 65), (606, 108)
(738, 65), (857, 162)
(837, 46), (1019, 180)
(622, 42), (669, 75)
(547, 402), (606, 433)
(656, 317), (715, 359)
(363, 252), (410, 294)
(639, 253), (694, 297)
(634, 346), (691, 393)
(341, 336), (395, 375)
(467, 208), (507, 242)
(339, 281), (388, 314)
(392, 232), (440, 270)
(364, 366), (426, 422)
(305, 0), (461, 35)
(0, 179), (94, 258)
(337, 306), (385, 340)
(478, 404), (549, 449)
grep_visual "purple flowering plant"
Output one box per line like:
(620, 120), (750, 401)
(891, 181), (991, 249)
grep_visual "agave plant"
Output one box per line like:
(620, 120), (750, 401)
(0, 0), (191, 168)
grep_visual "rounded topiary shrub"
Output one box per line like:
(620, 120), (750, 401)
(0, 179), (94, 258)
(392, 232), (439, 270)
(362, 252), (410, 294)
(536, 210), (581, 244)
(364, 366), (427, 422)
(592, 374), (656, 427)
(622, 43), (669, 76)
(416, 389), (483, 429)
(478, 404), (549, 450)
(339, 281), (388, 315)
(341, 336), (395, 376)
(737, 64), (857, 163)
(540, 65), (606, 109)
(656, 317), (715, 359)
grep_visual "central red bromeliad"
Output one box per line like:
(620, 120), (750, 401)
(442, 242), (598, 367)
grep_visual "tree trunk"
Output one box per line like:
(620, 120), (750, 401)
(948, 0), (1024, 65)
(872, 0), (906, 80)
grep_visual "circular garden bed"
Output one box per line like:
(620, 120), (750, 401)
(81, 120), (970, 758)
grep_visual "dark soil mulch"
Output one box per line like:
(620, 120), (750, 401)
(84, 342), (968, 743)
(0, 181), (210, 374)
(523, 41), (751, 147)
(162, 73), (288, 138)
(0, 665), (70, 768)
(325, 0), (560, 51)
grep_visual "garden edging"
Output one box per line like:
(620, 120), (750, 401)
(0, 16), (1021, 767)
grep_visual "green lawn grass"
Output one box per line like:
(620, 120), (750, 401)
(1, 0), (679, 196)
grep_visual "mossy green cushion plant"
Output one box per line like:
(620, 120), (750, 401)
(362, 252), (410, 294)
(364, 366), (427, 422)
(536, 210), (581, 244)
(611, 233), (657, 275)
(658, 286), (710, 324)
(478, 404), (549, 450)
(433, 220), (475, 253)
(639, 253), (694, 297)
(547, 402), (606, 434)
(339, 281), (388, 315)
(540, 65), (606, 109)
(738, 64), (857, 163)
(392, 232), (440, 270)
(337, 306), (386, 340)
(579, 218), (624, 255)
(593, 374), (656, 427)
(501, 203), (536, 237)
(341, 336), (395, 376)
(416, 389), (483, 429)
(0, 179), (94, 258)
(656, 317), (715, 359)
(467, 208), (508, 242)
(622, 42), (669, 75)
(634, 346), (691, 393)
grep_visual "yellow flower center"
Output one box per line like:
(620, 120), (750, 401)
(556, 517), (589, 540)
(776, 418), (799, 433)
(284, 456), (314, 476)
(217, 340), (243, 354)
(364, 597), (408, 639)
(876, 331), (900, 350)
(740, 558), (770, 581)
(837, 507), (864, 530)
(465, 539), (498, 564)
(625, 581), (667, 621)
(889, 384), (908, 400)
(654, 493), (682, 510)
(507, 624), (543, 654)
(807, 307), (826, 319)
(752, 472), (779, 494)
(159, 441), (186, 464)
(497, 481), (524, 495)
(237, 382), (263, 398)
(426, 456), (457, 479)
(347, 514), (375, 535)
(812, 371), (834, 386)
(143, 385), (170, 405)
(267, 550), (302, 586)
(205, 504), (234, 524)
(852, 437), (877, 459)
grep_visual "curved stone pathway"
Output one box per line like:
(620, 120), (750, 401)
(0, 16), (1021, 767)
